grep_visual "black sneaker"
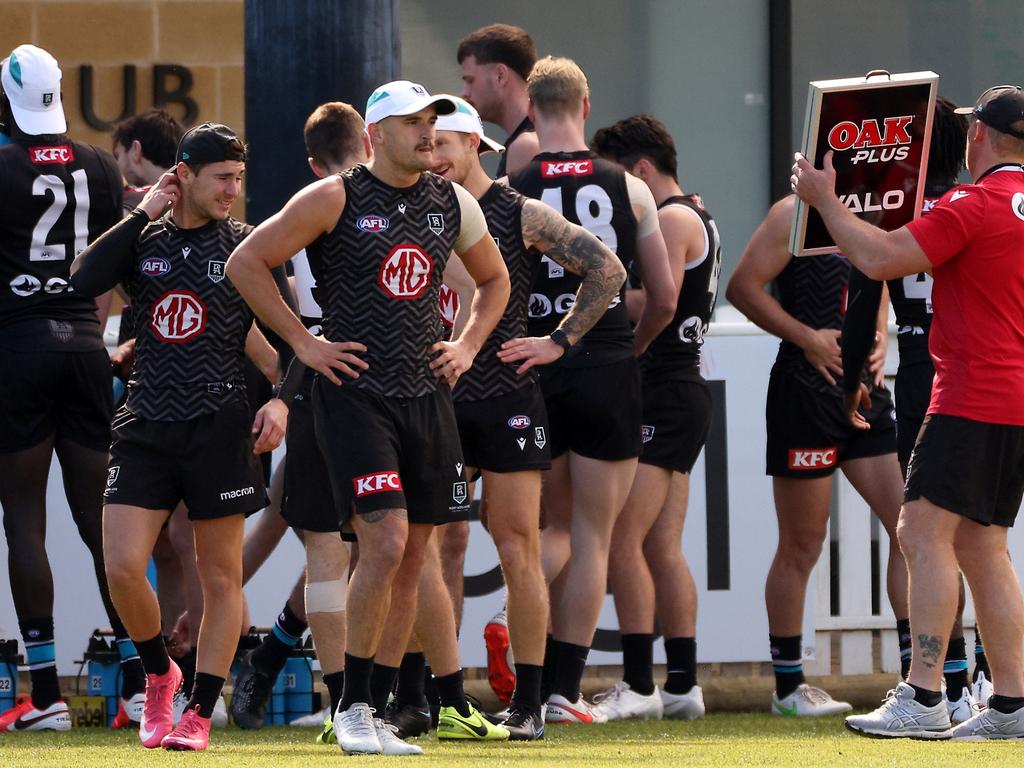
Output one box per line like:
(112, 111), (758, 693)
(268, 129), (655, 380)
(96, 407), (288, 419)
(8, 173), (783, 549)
(386, 701), (432, 739)
(501, 705), (544, 741)
(230, 652), (275, 729)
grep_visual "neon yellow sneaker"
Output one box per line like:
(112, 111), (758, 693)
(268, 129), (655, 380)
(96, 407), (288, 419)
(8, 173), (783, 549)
(315, 715), (335, 744)
(437, 703), (510, 740)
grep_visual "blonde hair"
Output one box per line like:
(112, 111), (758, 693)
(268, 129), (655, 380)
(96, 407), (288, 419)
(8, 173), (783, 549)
(527, 56), (589, 118)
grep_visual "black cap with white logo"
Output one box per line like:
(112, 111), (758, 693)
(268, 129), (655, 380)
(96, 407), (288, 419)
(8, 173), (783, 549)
(175, 122), (247, 165)
(955, 85), (1024, 140)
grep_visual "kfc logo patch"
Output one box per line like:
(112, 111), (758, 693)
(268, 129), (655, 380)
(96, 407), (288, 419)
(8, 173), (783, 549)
(29, 144), (74, 164)
(150, 290), (207, 343)
(353, 471), (402, 497)
(541, 159), (594, 177)
(378, 244), (434, 299)
(788, 448), (837, 470)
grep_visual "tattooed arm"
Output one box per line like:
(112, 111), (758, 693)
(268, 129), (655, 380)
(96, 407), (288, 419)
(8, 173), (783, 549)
(497, 199), (626, 373)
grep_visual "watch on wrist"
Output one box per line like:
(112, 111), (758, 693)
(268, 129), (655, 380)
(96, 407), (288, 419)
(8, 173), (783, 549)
(549, 329), (572, 352)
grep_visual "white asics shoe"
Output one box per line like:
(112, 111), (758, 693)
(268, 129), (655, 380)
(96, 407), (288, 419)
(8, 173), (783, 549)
(973, 672), (994, 709)
(949, 703), (1024, 740)
(845, 682), (950, 739)
(591, 682), (663, 721)
(945, 686), (980, 725)
(545, 693), (607, 724)
(334, 702), (382, 754)
(172, 690), (188, 725)
(374, 718), (424, 755)
(211, 695), (228, 728)
(660, 685), (705, 720)
(291, 705), (331, 727)
(772, 684), (852, 717)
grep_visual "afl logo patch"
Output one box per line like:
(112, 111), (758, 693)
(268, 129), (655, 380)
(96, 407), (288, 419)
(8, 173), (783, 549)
(508, 415), (531, 429)
(140, 257), (171, 277)
(358, 215), (390, 233)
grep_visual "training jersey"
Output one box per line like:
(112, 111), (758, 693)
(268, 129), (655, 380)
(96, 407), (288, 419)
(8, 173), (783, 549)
(309, 165), (484, 398)
(0, 136), (122, 350)
(112, 214), (253, 421)
(510, 150), (637, 368)
(906, 163), (1024, 425)
(495, 116), (534, 179)
(644, 194), (722, 381)
(774, 251), (854, 394)
(454, 182), (537, 402)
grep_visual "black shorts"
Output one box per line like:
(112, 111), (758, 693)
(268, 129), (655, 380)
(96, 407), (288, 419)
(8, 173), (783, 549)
(536, 356), (642, 461)
(244, 358), (274, 484)
(282, 370), (354, 539)
(640, 377), (712, 474)
(0, 347), (112, 453)
(104, 398), (268, 519)
(312, 381), (468, 527)
(905, 414), (1024, 527)
(454, 384), (552, 473)
(894, 359), (934, 470)
(766, 367), (896, 478)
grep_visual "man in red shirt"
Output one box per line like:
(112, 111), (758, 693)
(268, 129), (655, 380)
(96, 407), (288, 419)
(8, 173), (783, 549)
(793, 84), (1024, 740)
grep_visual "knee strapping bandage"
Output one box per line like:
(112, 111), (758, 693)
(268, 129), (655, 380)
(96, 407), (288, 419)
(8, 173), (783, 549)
(304, 578), (347, 613)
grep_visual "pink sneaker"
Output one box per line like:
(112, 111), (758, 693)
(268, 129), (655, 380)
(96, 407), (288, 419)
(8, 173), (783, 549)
(139, 659), (183, 748)
(161, 705), (211, 751)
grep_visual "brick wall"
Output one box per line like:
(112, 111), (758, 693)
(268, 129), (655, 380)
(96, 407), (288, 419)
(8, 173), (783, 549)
(1, 1), (244, 153)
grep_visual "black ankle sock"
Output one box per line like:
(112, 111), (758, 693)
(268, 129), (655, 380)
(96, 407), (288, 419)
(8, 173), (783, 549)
(620, 633), (655, 695)
(541, 636), (559, 701)
(135, 633), (170, 677)
(769, 634), (805, 700)
(187, 672), (224, 718)
(323, 670), (345, 716)
(664, 637), (697, 694)
(172, 647), (197, 693)
(370, 663), (399, 715)
(974, 630), (991, 681)
(510, 663), (543, 714)
(251, 603), (306, 676)
(909, 683), (942, 708)
(396, 652), (426, 706)
(944, 636), (969, 700)
(553, 641), (589, 702)
(20, 617), (60, 709)
(896, 618), (912, 680)
(338, 654), (374, 711)
(989, 695), (1024, 714)
(114, 637), (146, 697)
(423, 665), (440, 710)
(434, 670), (469, 717)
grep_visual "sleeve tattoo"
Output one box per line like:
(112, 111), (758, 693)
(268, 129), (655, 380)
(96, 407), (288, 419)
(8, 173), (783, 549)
(521, 200), (625, 341)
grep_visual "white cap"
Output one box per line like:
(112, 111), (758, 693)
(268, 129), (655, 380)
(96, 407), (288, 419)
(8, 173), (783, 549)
(365, 80), (456, 126)
(1, 45), (66, 136)
(434, 95), (505, 155)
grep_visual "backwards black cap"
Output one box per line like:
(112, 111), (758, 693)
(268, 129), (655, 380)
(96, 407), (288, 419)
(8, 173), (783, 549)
(175, 122), (247, 165)
(955, 85), (1024, 140)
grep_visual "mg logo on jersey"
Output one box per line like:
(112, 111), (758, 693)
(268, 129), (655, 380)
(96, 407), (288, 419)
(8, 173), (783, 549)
(439, 283), (459, 329)
(378, 244), (434, 300)
(508, 415), (531, 429)
(28, 145), (75, 164)
(150, 290), (207, 343)
(541, 159), (594, 177)
(140, 257), (171, 277)
(357, 215), (390, 233)
(353, 471), (402, 497)
(788, 448), (837, 469)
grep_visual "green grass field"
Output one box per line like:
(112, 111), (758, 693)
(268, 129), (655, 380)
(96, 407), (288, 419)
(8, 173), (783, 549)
(1, 715), (1019, 768)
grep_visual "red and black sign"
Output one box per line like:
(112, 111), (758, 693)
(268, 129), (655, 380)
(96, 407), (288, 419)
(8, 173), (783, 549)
(792, 72), (937, 255)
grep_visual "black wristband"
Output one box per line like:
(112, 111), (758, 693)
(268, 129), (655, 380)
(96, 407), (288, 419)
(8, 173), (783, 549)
(549, 329), (572, 352)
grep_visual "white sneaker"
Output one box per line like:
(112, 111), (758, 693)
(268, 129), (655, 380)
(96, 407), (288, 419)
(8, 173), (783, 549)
(172, 691), (188, 725)
(661, 685), (705, 720)
(334, 702), (382, 754)
(772, 684), (852, 717)
(591, 682), (663, 721)
(973, 672), (994, 709)
(945, 686), (980, 725)
(2, 699), (72, 732)
(291, 705), (330, 727)
(844, 681), (950, 739)
(545, 693), (607, 724)
(375, 718), (424, 755)
(211, 695), (228, 727)
(949, 703), (1024, 740)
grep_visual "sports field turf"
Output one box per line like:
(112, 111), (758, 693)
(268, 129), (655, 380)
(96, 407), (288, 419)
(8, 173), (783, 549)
(1, 714), (1019, 767)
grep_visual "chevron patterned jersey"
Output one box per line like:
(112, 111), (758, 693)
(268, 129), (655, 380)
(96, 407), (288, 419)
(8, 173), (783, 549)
(122, 215), (254, 421)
